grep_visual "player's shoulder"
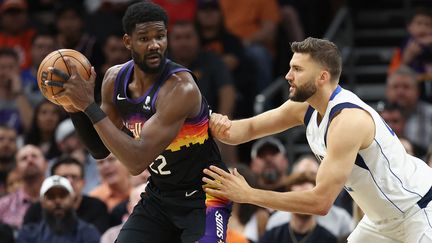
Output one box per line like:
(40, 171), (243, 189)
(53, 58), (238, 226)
(165, 71), (199, 96)
(104, 63), (127, 82)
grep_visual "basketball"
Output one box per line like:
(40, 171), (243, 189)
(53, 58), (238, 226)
(37, 49), (92, 106)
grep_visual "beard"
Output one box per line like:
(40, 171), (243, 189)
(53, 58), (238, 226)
(289, 80), (317, 102)
(43, 208), (78, 235)
(132, 50), (166, 74)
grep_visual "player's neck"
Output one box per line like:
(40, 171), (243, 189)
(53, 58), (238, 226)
(308, 84), (338, 117)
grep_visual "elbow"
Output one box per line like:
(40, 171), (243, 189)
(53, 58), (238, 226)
(315, 200), (332, 216)
(128, 162), (146, 176)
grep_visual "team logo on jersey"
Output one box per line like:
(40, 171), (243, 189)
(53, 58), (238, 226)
(215, 210), (224, 239)
(143, 96), (151, 110)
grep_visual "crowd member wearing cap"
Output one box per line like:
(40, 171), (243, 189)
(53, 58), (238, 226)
(0, 0), (36, 69)
(0, 145), (47, 230)
(23, 156), (110, 234)
(250, 137), (289, 191)
(54, 118), (100, 194)
(16, 175), (100, 243)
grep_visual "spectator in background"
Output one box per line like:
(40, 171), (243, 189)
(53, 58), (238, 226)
(95, 32), (130, 103)
(219, 0), (280, 92)
(0, 48), (33, 134)
(152, 0), (197, 29)
(376, 101), (406, 138)
(266, 155), (354, 239)
(21, 30), (57, 106)
(100, 182), (147, 243)
(250, 137), (289, 191)
(0, 0), (35, 69)
(24, 100), (62, 160)
(169, 20), (238, 164)
(54, 119), (100, 193)
(0, 126), (18, 196)
(0, 222), (14, 243)
(0, 145), (47, 230)
(259, 172), (338, 243)
(385, 65), (432, 157)
(17, 175), (100, 243)
(90, 154), (131, 212)
(23, 156), (110, 234)
(195, 0), (258, 119)
(54, 1), (103, 70)
(389, 8), (432, 78)
(5, 166), (22, 194)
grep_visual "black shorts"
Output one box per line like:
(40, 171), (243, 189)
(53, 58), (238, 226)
(115, 183), (232, 243)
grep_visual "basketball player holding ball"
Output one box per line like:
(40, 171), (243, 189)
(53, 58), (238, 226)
(44, 2), (231, 243)
(204, 38), (432, 243)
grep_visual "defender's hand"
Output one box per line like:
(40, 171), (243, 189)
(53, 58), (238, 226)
(209, 113), (232, 141)
(202, 166), (253, 203)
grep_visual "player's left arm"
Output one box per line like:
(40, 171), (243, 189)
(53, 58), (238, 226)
(204, 108), (375, 215)
(93, 72), (200, 175)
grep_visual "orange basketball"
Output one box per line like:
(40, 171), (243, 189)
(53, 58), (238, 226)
(37, 49), (92, 106)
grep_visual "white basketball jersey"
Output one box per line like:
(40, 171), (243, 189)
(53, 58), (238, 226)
(305, 85), (432, 222)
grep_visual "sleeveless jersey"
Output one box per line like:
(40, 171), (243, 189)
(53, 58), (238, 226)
(304, 85), (432, 222)
(113, 59), (225, 191)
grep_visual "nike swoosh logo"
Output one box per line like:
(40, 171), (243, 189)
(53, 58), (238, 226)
(117, 94), (127, 100)
(185, 190), (198, 197)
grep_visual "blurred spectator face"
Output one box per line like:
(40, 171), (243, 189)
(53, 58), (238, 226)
(0, 127), (17, 163)
(103, 35), (130, 65)
(251, 145), (288, 185)
(6, 168), (22, 193)
(97, 154), (129, 186)
(31, 35), (56, 67)
(380, 109), (405, 137)
(15, 145), (47, 181)
(292, 156), (319, 174)
(169, 22), (200, 63)
(36, 101), (61, 135)
(1, 8), (28, 34)
(41, 186), (75, 234)
(0, 54), (19, 88)
(59, 133), (81, 154)
(56, 9), (82, 37)
(399, 138), (414, 156)
(408, 14), (432, 39)
(196, 8), (222, 30)
(386, 73), (418, 109)
(53, 163), (84, 196)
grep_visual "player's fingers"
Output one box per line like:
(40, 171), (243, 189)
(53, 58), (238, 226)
(90, 66), (97, 82)
(203, 168), (225, 183)
(202, 177), (223, 188)
(209, 165), (232, 178)
(44, 80), (64, 88)
(64, 58), (79, 76)
(48, 67), (70, 81)
(204, 188), (226, 199)
(52, 89), (67, 99)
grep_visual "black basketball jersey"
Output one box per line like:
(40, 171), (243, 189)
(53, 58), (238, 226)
(112, 59), (226, 191)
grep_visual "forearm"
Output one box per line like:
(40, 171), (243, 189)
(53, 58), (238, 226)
(247, 188), (331, 216)
(93, 118), (154, 175)
(69, 112), (110, 159)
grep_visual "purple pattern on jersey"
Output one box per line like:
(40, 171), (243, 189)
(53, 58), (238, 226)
(198, 206), (230, 243)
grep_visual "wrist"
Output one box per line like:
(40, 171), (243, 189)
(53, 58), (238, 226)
(84, 102), (106, 124)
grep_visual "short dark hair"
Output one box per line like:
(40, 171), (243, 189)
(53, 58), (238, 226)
(51, 156), (84, 178)
(122, 1), (168, 35)
(291, 37), (342, 82)
(0, 48), (19, 61)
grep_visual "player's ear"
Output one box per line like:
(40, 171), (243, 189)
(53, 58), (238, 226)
(123, 34), (131, 50)
(318, 70), (330, 85)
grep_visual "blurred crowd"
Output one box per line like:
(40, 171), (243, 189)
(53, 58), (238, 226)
(0, 0), (431, 242)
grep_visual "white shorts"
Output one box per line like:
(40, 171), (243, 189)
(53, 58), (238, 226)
(348, 204), (432, 243)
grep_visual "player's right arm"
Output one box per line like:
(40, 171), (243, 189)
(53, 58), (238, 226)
(210, 100), (309, 145)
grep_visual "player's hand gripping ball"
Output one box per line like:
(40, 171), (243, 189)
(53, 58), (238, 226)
(37, 49), (91, 106)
